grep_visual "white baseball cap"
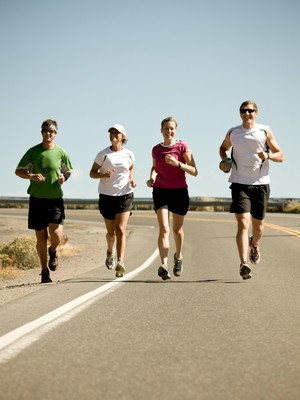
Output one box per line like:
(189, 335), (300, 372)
(108, 124), (126, 137)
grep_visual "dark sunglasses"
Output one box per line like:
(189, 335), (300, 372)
(240, 109), (256, 114)
(42, 128), (56, 133)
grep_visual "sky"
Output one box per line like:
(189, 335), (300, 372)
(1, 0), (299, 199)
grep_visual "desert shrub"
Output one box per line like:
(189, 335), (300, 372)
(0, 236), (39, 270)
(283, 201), (300, 214)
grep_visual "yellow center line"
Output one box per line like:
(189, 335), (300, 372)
(265, 223), (300, 237)
(132, 213), (300, 237)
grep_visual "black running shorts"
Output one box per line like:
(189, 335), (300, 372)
(229, 183), (270, 220)
(28, 196), (65, 230)
(152, 187), (189, 216)
(98, 193), (134, 220)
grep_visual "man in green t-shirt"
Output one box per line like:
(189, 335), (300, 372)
(15, 119), (73, 283)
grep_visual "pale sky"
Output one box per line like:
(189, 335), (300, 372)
(1, 0), (299, 199)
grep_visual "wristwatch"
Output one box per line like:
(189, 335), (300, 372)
(178, 162), (182, 168)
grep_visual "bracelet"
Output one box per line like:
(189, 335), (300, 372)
(178, 162), (182, 168)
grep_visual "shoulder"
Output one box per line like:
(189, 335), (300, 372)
(54, 144), (66, 152)
(53, 144), (70, 157)
(176, 140), (190, 151)
(96, 146), (110, 156)
(152, 143), (162, 150)
(152, 143), (163, 153)
(228, 125), (242, 135)
(256, 123), (270, 132)
(123, 148), (135, 158)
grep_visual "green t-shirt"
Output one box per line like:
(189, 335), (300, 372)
(17, 144), (73, 199)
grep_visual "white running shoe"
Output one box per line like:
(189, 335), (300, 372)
(115, 261), (125, 278)
(158, 264), (171, 280)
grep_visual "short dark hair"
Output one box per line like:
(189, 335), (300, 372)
(41, 119), (58, 131)
(239, 101), (258, 113)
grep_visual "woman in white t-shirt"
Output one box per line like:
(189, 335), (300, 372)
(90, 124), (136, 278)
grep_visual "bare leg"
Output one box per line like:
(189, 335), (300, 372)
(48, 223), (63, 253)
(35, 228), (49, 271)
(115, 211), (131, 262)
(235, 213), (251, 263)
(156, 208), (170, 265)
(104, 218), (116, 255)
(172, 213), (185, 260)
(251, 216), (264, 246)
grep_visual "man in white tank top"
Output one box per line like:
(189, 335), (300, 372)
(219, 100), (284, 280)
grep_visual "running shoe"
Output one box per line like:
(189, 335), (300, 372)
(41, 268), (52, 283)
(173, 253), (183, 277)
(158, 264), (171, 280)
(115, 261), (125, 278)
(240, 262), (252, 280)
(48, 247), (58, 271)
(105, 250), (115, 270)
(249, 236), (261, 265)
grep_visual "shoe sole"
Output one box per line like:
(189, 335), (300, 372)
(173, 268), (182, 277)
(158, 266), (171, 280)
(115, 264), (125, 278)
(106, 261), (115, 270)
(249, 256), (260, 265)
(240, 265), (252, 280)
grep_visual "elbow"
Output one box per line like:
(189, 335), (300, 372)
(276, 152), (284, 162)
(279, 153), (284, 162)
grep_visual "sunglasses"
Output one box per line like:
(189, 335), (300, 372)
(240, 109), (256, 114)
(42, 129), (56, 133)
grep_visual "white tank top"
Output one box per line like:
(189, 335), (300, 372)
(229, 123), (270, 185)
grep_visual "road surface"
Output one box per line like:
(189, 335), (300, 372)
(0, 209), (299, 400)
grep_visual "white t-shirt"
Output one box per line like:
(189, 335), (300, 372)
(229, 123), (270, 185)
(94, 146), (135, 196)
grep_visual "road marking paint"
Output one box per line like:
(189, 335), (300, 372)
(265, 223), (300, 237)
(0, 249), (159, 363)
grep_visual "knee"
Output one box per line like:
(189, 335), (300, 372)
(116, 225), (126, 236)
(159, 226), (169, 237)
(237, 218), (249, 232)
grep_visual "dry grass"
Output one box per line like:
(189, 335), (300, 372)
(283, 201), (300, 213)
(0, 235), (79, 279)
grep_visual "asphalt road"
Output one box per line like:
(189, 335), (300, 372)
(0, 210), (300, 400)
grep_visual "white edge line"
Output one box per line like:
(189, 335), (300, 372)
(0, 249), (159, 360)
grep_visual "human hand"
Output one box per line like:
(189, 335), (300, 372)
(130, 180), (136, 188)
(146, 179), (154, 187)
(31, 173), (46, 182)
(219, 158), (232, 173)
(165, 154), (177, 166)
(57, 172), (65, 185)
(256, 150), (268, 161)
(102, 169), (115, 178)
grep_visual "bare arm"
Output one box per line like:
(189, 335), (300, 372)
(129, 165), (136, 188)
(15, 167), (46, 182)
(89, 161), (114, 179)
(219, 131), (232, 160)
(182, 151), (198, 177)
(146, 159), (157, 187)
(257, 127), (284, 162)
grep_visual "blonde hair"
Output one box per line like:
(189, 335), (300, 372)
(161, 116), (177, 129)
